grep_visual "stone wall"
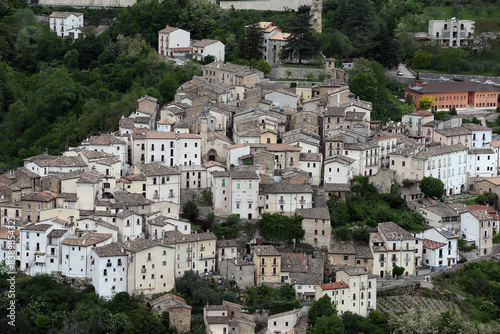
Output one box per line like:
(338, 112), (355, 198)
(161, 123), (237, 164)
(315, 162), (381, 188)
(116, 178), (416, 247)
(36, 0), (136, 7)
(219, 0), (313, 11)
(270, 67), (325, 80)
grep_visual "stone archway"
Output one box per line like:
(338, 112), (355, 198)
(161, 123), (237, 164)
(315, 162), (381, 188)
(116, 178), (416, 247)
(207, 148), (217, 162)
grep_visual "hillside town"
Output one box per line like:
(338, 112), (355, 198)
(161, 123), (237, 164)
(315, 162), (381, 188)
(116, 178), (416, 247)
(2, 0), (500, 331)
(1, 18), (500, 331)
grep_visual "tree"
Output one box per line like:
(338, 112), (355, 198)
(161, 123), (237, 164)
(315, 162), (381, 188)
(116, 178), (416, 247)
(258, 213), (304, 242)
(312, 315), (345, 334)
(451, 4), (464, 17)
(418, 96), (434, 111)
(392, 266), (405, 278)
(419, 176), (445, 200)
(280, 5), (319, 64)
(304, 72), (315, 81)
(336, 226), (351, 241)
(450, 106), (457, 115)
(181, 201), (199, 222)
(438, 48), (465, 72)
(473, 20), (500, 57)
(286, 70), (292, 78)
(402, 179), (411, 188)
(349, 73), (378, 101)
(203, 55), (216, 64)
(225, 214), (239, 227)
(255, 60), (272, 75)
(308, 295), (335, 327)
(404, 94), (413, 106)
(353, 227), (369, 243)
(412, 49), (433, 69)
(157, 72), (180, 103)
(240, 22), (264, 61)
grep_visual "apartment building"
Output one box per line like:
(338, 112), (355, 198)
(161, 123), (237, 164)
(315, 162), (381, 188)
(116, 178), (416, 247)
(460, 209), (494, 256)
(295, 207), (331, 250)
(91, 242), (128, 299)
(369, 222), (416, 278)
(135, 163), (181, 204)
(124, 238), (176, 295)
(253, 245), (281, 286)
(158, 26), (190, 58)
(428, 18), (474, 47)
(49, 12), (84, 39)
(259, 183), (313, 216)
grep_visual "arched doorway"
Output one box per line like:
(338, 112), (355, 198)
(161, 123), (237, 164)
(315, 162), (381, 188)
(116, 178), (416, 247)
(207, 148), (217, 162)
(449, 188), (453, 196)
(460, 184), (465, 193)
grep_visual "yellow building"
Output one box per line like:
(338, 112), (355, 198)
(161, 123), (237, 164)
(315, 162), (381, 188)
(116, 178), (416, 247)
(253, 245), (281, 286)
(369, 222), (416, 278)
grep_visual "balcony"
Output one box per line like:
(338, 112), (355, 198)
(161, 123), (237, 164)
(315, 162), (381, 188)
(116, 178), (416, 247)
(248, 198), (253, 203)
(186, 247), (192, 253)
(279, 199), (285, 204)
(391, 257), (397, 262)
(299, 199), (305, 204)
(200, 247), (205, 251)
(235, 198), (241, 203)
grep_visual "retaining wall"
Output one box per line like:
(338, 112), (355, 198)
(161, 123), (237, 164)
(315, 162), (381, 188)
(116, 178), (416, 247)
(270, 67), (325, 80)
(219, 0), (313, 11)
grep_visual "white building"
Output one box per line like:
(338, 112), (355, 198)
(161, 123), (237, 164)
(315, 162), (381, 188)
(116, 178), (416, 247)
(462, 123), (492, 148)
(298, 153), (322, 186)
(259, 183), (314, 216)
(343, 141), (380, 176)
(61, 233), (113, 278)
(136, 163), (181, 204)
(49, 12), (84, 39)
(415, 227), (459, 270)
(158, 26), (191, 58)
(191, 39), (225, 62)
(24, 154), (87, 177)
(428, 18), (474, 48)
(467, 148), (497, 178)
(460, 209), (494, 256)
(133, 130), (202, 167)
(323, 155), (355, 184)
(91, 242), (128, 299)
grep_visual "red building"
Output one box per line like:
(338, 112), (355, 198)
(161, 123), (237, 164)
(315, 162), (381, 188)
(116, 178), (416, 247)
(405, 81), (498, 111)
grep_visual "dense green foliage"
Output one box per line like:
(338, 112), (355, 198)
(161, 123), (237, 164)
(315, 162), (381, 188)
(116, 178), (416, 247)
(257, 213), (305, 242)
(0, 274), (175, 333)
(280, 5), (319, 64)
(327, 176), (425, 233)
(419, 176), (445, 199)
(433, 260), (500, 323)
(308, 295), (335, 327)
(182, 201), (200, 222)
(244, 284), (301, 315)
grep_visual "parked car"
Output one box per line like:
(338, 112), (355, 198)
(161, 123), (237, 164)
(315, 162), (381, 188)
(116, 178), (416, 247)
(397, 70), (403, 76)
(470, 79), (481, 83)
(484, 80), (497, 85)
(453, 77), (463, 81)
(440, 76), (451, 82)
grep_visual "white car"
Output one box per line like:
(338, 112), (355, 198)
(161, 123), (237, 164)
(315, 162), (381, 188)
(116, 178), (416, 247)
(470, 79), (481, 83)
(484, 80), (497, 85)
(440, 76), (451, 82)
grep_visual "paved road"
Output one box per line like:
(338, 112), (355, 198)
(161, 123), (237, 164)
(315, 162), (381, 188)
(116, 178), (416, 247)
(398, 63), (415, 78)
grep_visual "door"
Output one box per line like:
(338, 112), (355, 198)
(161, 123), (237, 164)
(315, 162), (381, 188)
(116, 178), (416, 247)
(380, 271), (384, 278)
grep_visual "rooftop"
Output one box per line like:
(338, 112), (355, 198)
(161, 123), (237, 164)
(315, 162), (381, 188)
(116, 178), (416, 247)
(378, 222), (415, 241)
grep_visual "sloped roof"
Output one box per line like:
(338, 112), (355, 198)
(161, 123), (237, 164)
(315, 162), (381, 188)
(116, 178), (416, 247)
(423, 238), (446, 250)
(406, 81), (499, 93)
(320, 282), (349, 290)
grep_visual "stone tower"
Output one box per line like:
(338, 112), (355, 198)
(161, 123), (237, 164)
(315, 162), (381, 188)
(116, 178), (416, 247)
(310, 0), (322, 33)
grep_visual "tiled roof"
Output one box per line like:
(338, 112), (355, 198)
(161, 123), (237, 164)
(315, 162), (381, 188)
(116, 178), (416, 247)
(0, 227), (19, 239)
(435, 127), (471, 137)
(345, 111), (365, 121)
(378, 222), (415, 241)
(89, 135), (126, 146)
(125, 173), (147, 181)
(61, 233), (112, 246)
(295, 207), (330, 220)
(423, 239), (446, 250)
(468, 148), (494, 155)
(205, 305), (227, 311)
(335, 265), (369, 276)
(469, 209), (492, 221)
(77, 171), (105, 184)
(299, 153), (322, 162)
(115, 193), (153, 206)
(281, 253), (307, 273)
(205, 316), (229, 324)
(414, 144), (468, 159)
(47, 229), (68, 238)
(124, 238), (162, 252)
(57, 193), (77, 201)
(23, 192), (55, 202)
(159, 26), (179, 33)
(49, 11), (83, 18)
(259, 182), (313, 194)
(269, 32), (290, 41)
(320, 282), (349, 290)
(253, 245), (280, 256)
(93, 242), (126, 257)
(47, 170), (85, 180)
(161, 230), (217, 244)
(24, 154), (87, 168)
(462, 123), (491, 131)
(216, 239), (239, 247)
(324, 155), (356, 165)
(79, 150), (116, 160)
(330, 243), (356, 254)
(137, 163), (180, 176)
(119, 118), (135, 129)
(191, 39), (221, 47)
(344, 141), (379, 150)
(204, 61), (259, 77)
(250, 143), (302, 152)
(157, 119), (175, 125)
(355, 245), (373, 259)
(324, 106), (346, 117)
(268, 308), (300, 320)
(230, 170), (259, 180)
(21, 223), (52, 231)
(17, 167), (40, 179)
(416, 110), (434, 116)
(145, 131), (201, 140)
(212, 171), (230, 177)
